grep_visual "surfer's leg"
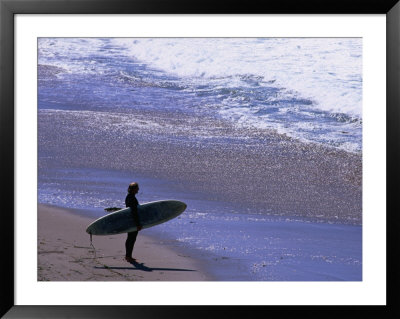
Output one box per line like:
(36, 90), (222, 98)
(125, 231), (138, 261)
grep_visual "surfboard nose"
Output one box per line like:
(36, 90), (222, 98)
(172, 200), (187, 214)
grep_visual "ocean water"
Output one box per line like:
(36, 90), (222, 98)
(38, 38), (362, 281)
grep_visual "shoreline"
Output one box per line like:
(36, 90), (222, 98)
(38, 204), (214, 281)
(38, 189), (362, 281)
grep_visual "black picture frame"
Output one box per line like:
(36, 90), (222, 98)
(1, 0), (399, 318)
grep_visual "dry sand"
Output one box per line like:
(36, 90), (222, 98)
(38, 204), (213, 281)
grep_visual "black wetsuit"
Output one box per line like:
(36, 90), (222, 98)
(125, 193), (141, 258)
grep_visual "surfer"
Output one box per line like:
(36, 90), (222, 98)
(124, 182), (142, 263)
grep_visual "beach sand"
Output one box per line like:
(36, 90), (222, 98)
(38, 204), (213, 281)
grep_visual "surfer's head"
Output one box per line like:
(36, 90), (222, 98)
(127, 182), (139, 194)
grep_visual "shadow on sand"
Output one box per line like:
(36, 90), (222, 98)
(95, 260), (196, 273)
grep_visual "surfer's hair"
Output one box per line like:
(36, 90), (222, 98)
(128, 182), (139, 193)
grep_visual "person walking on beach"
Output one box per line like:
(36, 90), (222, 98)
(125, 182), (143, 263)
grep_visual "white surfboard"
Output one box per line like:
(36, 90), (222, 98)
(86, 200), (187, 236)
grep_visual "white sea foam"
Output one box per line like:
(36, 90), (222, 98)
(111, 38), (362, 117)
(38, 38), (122, 75)
(39, 38), (362, 117)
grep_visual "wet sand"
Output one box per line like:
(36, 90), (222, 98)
(39, 109), (362, 224)
(38, 204), (213, 281)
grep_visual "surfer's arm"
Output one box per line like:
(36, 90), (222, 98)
(130, 205), (143, 231)
(126, 195), (142, 231)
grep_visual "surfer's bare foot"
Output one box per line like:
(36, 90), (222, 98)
(124, 256), (136, 263)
